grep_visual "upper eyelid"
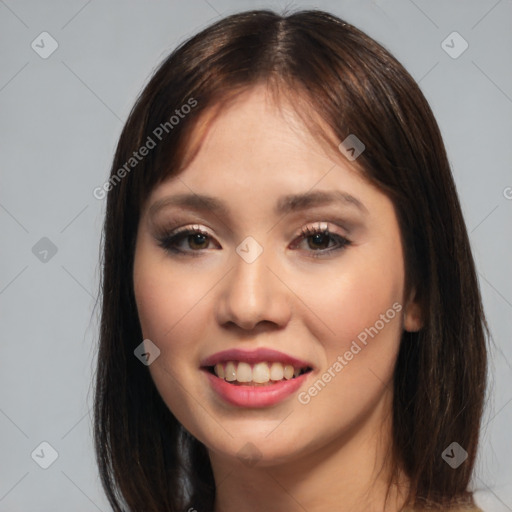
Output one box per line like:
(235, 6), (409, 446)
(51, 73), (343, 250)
(160, 221), (348, 239)
(149, 208), (359, 234)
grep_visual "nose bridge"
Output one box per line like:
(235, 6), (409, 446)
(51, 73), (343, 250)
(216, 235), (290, 329)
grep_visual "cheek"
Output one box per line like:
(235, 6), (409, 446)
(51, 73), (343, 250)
(298, 236), (405, 368)
(293, 260), (404, 424)
(134, 267), (207, 348)
(133, 251), (215, 427)
(133, 244), (221, 373)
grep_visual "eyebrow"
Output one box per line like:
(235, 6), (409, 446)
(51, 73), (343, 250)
(148, 190), (368, 219)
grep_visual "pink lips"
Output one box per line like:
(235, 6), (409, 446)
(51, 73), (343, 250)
(203, 370), (310, 408)
(200, 348), (314, 408)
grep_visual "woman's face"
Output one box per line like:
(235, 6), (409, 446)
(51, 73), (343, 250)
(133, 85), (421, 468)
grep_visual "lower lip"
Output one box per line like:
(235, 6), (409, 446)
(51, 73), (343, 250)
(203, 369), (311, 408)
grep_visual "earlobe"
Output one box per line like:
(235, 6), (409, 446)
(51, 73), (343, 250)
(403, 288), (423, 332)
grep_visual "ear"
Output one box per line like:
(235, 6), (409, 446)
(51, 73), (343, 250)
(403, 287), (423, 332)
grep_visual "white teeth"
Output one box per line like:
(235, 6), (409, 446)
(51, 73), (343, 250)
(269, 362), (284, 381)
(214, 363), (225, 379)
(252, 362), (270, 383)
(212, 361), (308, 384)
(283, 365), (294, 380)
(225, 361), (237, 382)
(236, 362), (252, 383)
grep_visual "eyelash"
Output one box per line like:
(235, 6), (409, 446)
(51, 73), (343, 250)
(156, 222), (351, 259)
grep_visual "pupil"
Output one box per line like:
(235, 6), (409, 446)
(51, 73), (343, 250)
(310, 232), (328, 249)
(190, 233), (207, 249)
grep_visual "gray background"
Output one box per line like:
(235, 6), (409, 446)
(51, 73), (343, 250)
(1, 1), (511, 511)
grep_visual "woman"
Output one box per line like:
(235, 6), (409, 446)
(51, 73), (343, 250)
(94, 9), (488, 511)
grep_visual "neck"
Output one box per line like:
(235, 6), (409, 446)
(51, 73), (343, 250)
(209, 392), (410, 512)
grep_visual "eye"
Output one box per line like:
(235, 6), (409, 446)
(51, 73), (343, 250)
(157, 225), (218, 255)
(291, 223), (351, 258)
(156, 222), (351, 258)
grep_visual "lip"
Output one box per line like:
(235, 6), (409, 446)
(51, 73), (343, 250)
(200, 348), (313, 369)
(203, 369), (312, 408)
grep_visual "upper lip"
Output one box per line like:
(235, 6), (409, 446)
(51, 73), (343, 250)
(200, 348), (313, 369)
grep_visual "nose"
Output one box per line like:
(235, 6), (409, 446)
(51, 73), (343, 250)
(215, 245), (292, 332)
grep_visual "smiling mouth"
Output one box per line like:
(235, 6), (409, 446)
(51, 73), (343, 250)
(205, 361), (313, 386)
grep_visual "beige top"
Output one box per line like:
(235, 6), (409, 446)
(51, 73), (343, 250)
(403, 507), (483, 511)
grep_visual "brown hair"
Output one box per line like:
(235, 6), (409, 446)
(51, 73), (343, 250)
(94, 8), (488, 511)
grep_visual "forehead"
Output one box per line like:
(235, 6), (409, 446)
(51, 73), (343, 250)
(154, 86), (364, 193)
(143, 84), (394, 231)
